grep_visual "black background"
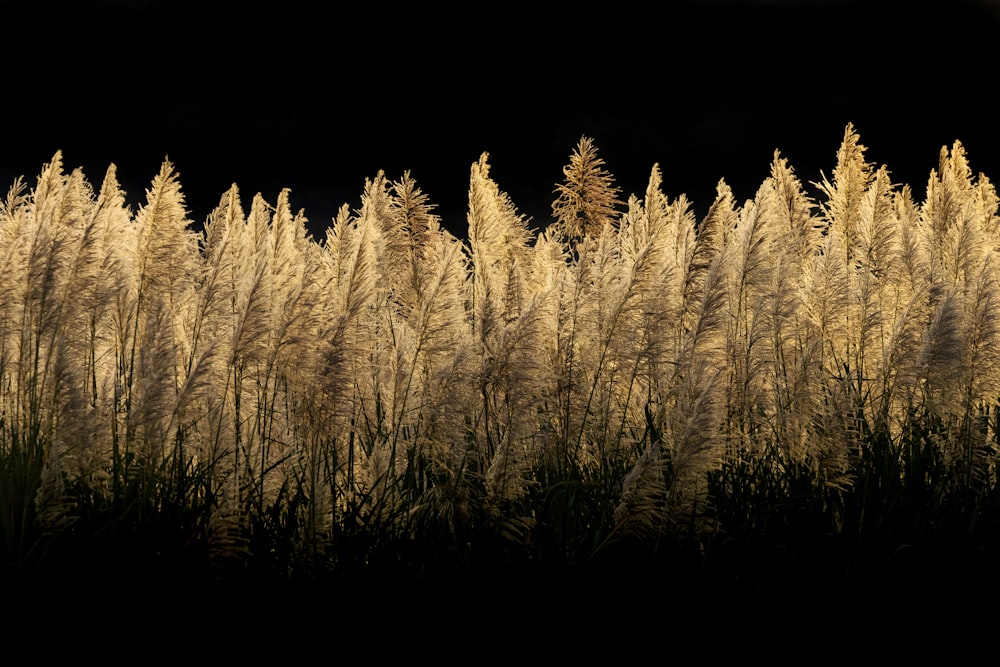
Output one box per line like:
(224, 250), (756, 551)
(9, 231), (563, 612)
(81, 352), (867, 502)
(3, 0), (999, 240)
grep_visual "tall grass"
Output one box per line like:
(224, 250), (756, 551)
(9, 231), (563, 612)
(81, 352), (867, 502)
(3, 126), (1000, 593)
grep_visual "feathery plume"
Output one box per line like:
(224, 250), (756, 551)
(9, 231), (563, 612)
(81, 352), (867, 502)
(551, 136), (622, 244)
(815, 122), (875, 255)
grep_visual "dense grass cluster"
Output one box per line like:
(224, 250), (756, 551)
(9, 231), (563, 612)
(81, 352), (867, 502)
(4, 124), (1000, 604)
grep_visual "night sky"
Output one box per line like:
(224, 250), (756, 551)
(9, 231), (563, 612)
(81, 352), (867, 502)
(3, 0), (1000, 241)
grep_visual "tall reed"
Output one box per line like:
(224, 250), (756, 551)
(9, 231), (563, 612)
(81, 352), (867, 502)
(4, 124), (1000, 588)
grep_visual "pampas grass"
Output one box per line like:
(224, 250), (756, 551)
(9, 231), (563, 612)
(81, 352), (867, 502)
(4, 125), (1000, 603)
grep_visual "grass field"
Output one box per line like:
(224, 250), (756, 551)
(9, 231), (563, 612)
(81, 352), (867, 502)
(3, 125), (1000, 664)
